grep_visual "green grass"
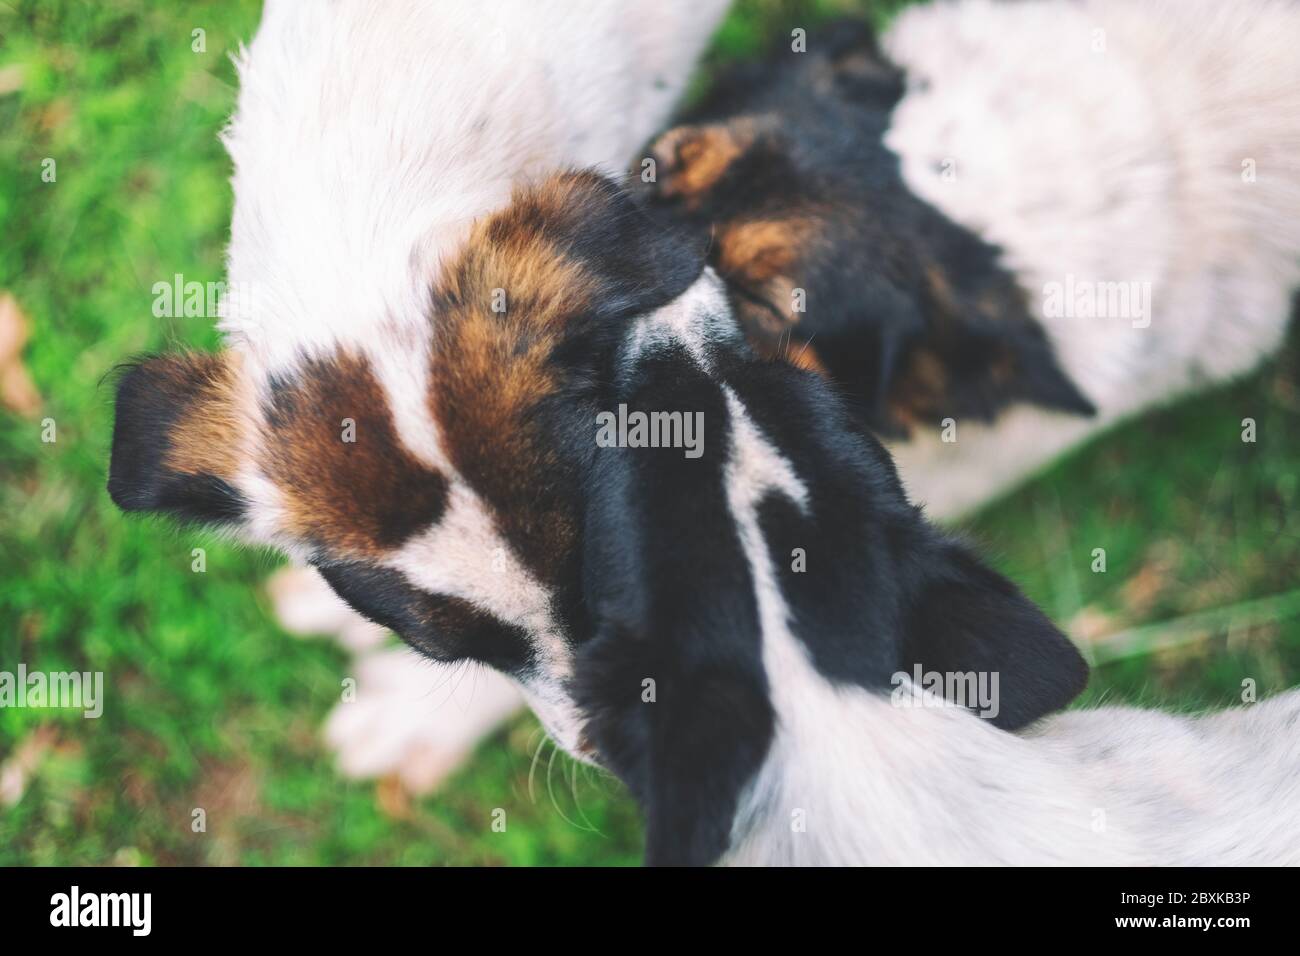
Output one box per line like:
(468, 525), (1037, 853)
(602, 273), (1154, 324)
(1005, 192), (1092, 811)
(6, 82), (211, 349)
(2, 0), (1297, 866)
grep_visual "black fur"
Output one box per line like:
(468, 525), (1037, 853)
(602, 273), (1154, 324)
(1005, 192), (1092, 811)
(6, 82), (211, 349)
(315, 560), (533, 673)
(562, 171), (708, 328)
(643, 18), (1095, 436)
(577, 345), (775, 866)
(900, 543), (1090, 732)
(570, 183), (1088, 861)
(107, 358), (247, 525)
(734, 356), (1087, 726)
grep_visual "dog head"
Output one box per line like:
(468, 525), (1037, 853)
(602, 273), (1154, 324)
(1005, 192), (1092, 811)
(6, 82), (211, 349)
(641, 18), (1093, 437)
(571, 276), (1090, 864)
(108, 170), (705, 748)
(109, 171), (1086, 787)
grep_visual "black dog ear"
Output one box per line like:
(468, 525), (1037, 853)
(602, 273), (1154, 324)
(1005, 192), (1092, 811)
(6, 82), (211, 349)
(900, 540), (1089, 730)
(564, 173), (707, 325)
(574, 349), (774, 866)
(108, 353), (249, 526)
(491, 170), (706, 330)
(879, 250), (1095, 431)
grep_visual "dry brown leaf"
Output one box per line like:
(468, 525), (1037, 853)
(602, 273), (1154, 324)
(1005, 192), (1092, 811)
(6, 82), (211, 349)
(0, 292), (43, 417)
(375, 773), (415, 820)
(1119, 539), (1181, 616)
(37, 98), (72, 132)
(0, 65), (24, 96)
(0, 726), (58, 807)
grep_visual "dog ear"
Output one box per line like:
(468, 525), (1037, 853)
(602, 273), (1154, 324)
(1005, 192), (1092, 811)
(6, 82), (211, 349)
(556, 171), (707, 326)
(900, 540), (1089, 729)
(644, 122), (765, 213)
(481, 170), (705, 332)
(575, 349), (774, 866)
(108, 352), (249, 526)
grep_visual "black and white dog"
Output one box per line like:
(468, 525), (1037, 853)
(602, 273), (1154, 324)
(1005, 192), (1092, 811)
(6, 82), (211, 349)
(566, 188), (1300, 862)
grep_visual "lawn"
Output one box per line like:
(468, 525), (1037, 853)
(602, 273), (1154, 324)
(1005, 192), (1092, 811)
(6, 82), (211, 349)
(2, 0), (1297, 866)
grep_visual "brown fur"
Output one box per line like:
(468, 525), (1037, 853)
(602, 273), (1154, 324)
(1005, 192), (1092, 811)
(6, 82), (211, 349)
(780, 337), (829, 376)
(157, 352), (245, 481)
(888, 349), (948, 428)
(262, 352), (449, 558)
(427, 175), (602, 583)
(716, 218), (810, 285)
(714, 219), (818, 354)
(651, 122), (758, 209)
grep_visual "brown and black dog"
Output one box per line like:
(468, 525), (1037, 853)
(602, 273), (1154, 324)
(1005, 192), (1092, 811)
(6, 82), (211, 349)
(638, 18), (1094, 440)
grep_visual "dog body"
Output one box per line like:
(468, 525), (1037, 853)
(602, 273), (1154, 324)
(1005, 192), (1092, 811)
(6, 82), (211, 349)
(723, 593), (1300, 866)
(883, 0), (1300, 516)
(729, 677), (1300, 865)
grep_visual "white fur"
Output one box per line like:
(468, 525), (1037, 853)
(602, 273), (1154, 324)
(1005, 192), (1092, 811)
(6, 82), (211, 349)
(882, 0), (1300, 518)
(729, 663), (1300, 865)
(627, 268), (740, 371)
(223, 0), (731, 782)
(716, 389), (1300, 866)
(220, 0), (729, 372)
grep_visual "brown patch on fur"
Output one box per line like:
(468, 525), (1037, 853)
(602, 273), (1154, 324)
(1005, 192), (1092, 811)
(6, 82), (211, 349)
(651, 122), (758, 209)
(426, 169), (704, 586)
(160, 352), (244, 481)
(748, 325), (829, 377)
(262, 353), (448, 557)
(713, 218), (828, 377)
(880, 262), (971, 429)
(783, 338), (829, 376)
(427, 175), (604, 581)
(717, 219), (809, 285)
